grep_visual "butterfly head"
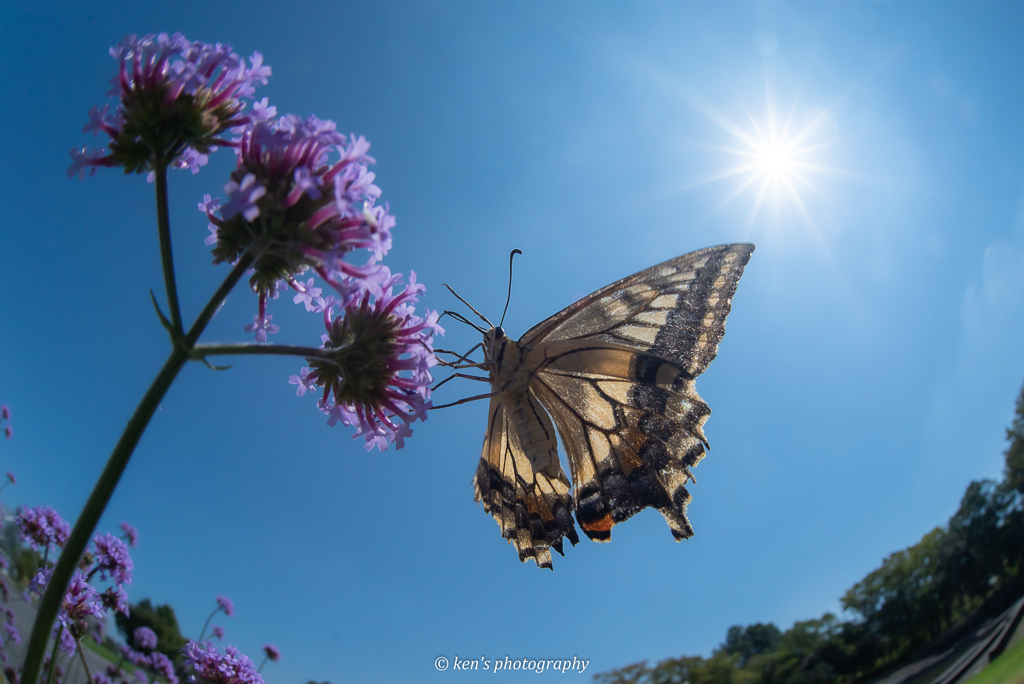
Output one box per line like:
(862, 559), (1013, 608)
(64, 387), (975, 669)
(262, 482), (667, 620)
(483, 326), (507, 356)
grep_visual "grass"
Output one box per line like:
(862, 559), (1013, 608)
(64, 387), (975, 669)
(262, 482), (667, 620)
(964, 638), (1024, 684)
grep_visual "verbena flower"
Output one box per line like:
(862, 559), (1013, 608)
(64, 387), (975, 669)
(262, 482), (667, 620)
(69, 33), (271, 179)
(59, 571), (104, 627)
(120, 521), (139, 547)
(58, 627), (77, 656)
(150, 652), (180, 684)
(4, 472), (14, 484)
(17, 506), (71, 551)
(101, 586), (129, 616)
(134, 626), (158, 650)
(91, 532), (134, 585)
(1, 406), (11, 439)
(297, 270), (442, 451)
(215, 595), (234, 617)
(211, 626), (224, 640)
(183, 642), (263, 684)
(261, 645), (279, 662)
(4, 609), (20, 646)
(200, 114), (393, 340)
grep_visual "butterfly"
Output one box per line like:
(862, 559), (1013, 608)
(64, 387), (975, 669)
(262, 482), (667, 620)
(440, 244), (754, 569)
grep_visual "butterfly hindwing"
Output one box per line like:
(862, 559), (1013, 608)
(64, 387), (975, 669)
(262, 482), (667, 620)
(530, 344), (710, 542)
(472, 393), (579, 569)
(471, 243), (753, 568)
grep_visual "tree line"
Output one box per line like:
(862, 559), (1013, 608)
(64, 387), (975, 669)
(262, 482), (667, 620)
(594, 380), (1024, 684)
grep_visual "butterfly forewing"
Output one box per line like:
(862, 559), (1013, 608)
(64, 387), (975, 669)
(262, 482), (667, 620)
(520, 244), (754, 377)
(472, 244), (753, 568)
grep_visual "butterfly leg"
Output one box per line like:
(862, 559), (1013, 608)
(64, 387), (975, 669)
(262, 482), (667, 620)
(430, 392), (499, 410)
(435, 343), (483, 365)
(431, 373), (490, 392)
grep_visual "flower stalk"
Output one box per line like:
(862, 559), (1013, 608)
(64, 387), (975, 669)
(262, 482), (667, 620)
(19, 172), (255, 684)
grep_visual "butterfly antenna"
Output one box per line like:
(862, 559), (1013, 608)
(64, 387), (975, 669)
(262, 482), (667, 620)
(439, 310), (487, 335)
(499, 249), (522, 328)
(443, 284), (494, 328)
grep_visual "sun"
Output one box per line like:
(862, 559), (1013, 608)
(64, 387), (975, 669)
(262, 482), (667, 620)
(755, 140), (794, 178)
(676, 83), (841, 237)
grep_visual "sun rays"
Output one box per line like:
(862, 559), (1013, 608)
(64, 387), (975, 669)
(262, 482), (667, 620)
(691, 87), (841, 239)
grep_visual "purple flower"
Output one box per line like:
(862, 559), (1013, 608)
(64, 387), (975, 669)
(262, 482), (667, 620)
(91, 532), (134, 585)
(212, 625), (225, 640)
(261, 645), (279, 662)
(243, 313), (279, 343)
(0, 405), (8, 420)
(134, 626), (158, 650)
(57, 626), (77, 655)
(60, 571), (104, 626)
(183, 641), (263, 684)
(150, 652), (179, 684)
(134, 670), (149, 684)
(4, 472), (14, 485)
(201, 114), (393, 338)
(3, 610), (19, 646)
(17, 506), (71, 551)
(302, 269), (442, 451)
(100, 586), (129, 616)
(120, 521), (139, 547)
(69, 33), (271, 179)
(215, 595), (234, 617)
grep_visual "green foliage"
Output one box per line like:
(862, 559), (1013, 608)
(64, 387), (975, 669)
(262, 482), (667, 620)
(723, 623), (781, 667)
(1003, 382), (1024, 495)
(115, 599), (188, 659)
(594, 378), (1024, 684)
(12, 547), (42, 584)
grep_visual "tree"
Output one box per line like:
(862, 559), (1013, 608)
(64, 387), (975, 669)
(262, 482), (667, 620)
(723, 623), (781, 667)
(115, 599), (187, 659)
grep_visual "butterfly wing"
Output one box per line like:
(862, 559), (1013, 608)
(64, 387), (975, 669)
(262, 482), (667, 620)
(523, 244), (754, 543)
(473, 392), (580, 570)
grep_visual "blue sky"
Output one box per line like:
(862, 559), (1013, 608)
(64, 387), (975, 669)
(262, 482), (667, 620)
(2, 2), (1024, 683)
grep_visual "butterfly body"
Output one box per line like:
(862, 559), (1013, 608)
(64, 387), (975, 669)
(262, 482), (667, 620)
(471, 244), (754, 569)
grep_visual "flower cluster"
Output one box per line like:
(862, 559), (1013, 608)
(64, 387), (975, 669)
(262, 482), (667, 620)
(201, 114), (390, 327)
(216, 594), (235, 617)
(121, 521), (139, 547)
(183, 641), (263, 684)
(261, 645), (279, 663)
(0, 405), (10, 439)
(135, 626), (158, 650)
(16, 506), (70, 552)
(29, 568), (106, 654)
(90, 533), (134, 585)
(69, 32), (271, 179)
(0, 608), (21, 665)
(292, 269), (442, 450)
(25, 526), (134, 661)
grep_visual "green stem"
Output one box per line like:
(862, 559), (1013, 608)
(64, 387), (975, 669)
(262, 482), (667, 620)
(20, 347), (188, 684)
(190, 343), (333, 361)
(184, 254), (254, 347)
(155, 162), (183, 336)
(196, 605), (223, 643)
(18, 256), (254, 684)
(73, 631), (96, 684)
(45, 625), (63, 684)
